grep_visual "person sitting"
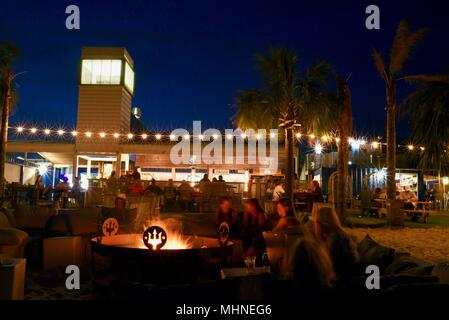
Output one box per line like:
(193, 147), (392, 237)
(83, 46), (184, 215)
(217, 175), (226, 183)
(130, 179), (144, 195)
(145, 178), (163, 195)
(71, 177), (83, 206)
(216, 196), (239, 237)
(242, 198), (266, 258)
(106, 170), (120, 193)
(198, 174), (210, 192)
(310, 180), (324, 202)
(309, 205), (359, 282)
(397, 186), (417, 209)
(163, 179), (177, 211)
(178, 180), (193, 212)
(55, 176), (70, 207)
(272, 181), (285, 201)
(272, 198), (300, 232)
(132, 167), (141, 180)
(286, 237), (335, 288)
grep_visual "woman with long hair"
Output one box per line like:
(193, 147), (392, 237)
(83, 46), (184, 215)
(286, 237), (335, 288)
(272, 198), (299, 232)
(310, 204), (359, 281)
(242, 198), (266, 257)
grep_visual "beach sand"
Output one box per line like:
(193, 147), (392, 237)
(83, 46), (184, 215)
(350, 227), (449, 263)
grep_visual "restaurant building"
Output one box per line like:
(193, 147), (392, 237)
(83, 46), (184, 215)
(6, 47), (287, 188)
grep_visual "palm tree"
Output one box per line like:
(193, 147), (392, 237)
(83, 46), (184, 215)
(402, 74), (449, 174)
(334, 74), (352, 223)
(372, 21), (427, 224)
(233, 47), (331, 200)
(0, 43), (20, 198)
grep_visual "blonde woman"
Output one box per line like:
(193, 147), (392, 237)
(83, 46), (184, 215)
(309, 204), (359, 281)
(286, 236), (335, 288)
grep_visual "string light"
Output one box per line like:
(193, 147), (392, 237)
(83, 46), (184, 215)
(5, 125), (427, 151)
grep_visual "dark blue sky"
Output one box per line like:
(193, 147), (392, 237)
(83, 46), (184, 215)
(1, 0), (449, 139)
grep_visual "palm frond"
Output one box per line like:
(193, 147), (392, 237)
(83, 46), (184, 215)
(372, 49), (387, 80)
(389, 20), (428, 75)
(403, 76), (449, 172)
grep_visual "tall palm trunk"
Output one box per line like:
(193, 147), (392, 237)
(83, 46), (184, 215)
(386, 82), (397, 200)
(285, 126), (294, 200)
(0, 69), (12, 198)
(386, 80), (403, 226)
(335, 76), (352, 223)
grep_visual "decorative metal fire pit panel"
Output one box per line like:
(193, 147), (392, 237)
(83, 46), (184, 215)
(143, 226), (167, 250)
(102, 217), (119, 236)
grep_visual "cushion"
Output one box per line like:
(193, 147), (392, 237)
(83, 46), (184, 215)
(432, 262), (449, 284)
(0, 211), (12, 228)
(15, 204), (57, 229)
(58, 207), (101, 235)
(0, 208), (17, 227)
(0, 227), (29, 245)
(384, 256), (434, 276)
(357, 235), (395, 272)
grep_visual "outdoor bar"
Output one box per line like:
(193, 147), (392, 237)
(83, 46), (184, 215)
(1, 1), (449, 313)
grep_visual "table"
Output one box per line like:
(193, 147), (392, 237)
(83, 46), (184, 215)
(221, 266), (271, 279)
(221, 266), (271, 299)
(293, 192), (316, 212)
(0, 258), (26, 300)
(43, 236), (84, 269)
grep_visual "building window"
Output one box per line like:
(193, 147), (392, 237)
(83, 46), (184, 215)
(81, 59), (122, 85)
(124, 62), (135, 94)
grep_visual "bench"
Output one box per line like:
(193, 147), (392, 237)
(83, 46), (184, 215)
(404, 209), (431, 223)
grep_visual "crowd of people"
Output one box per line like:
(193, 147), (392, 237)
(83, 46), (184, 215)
(216, 195), (359, 288)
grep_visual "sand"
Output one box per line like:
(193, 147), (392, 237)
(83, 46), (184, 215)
(349, 227), (449, 264)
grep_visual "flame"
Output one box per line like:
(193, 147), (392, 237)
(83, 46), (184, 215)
(139, 219), (192, 250)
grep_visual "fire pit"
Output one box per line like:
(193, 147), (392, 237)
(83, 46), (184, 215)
(90, 220), (234, 286)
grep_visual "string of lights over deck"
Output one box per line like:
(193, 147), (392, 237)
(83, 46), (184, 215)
(7, 124), (425, 152)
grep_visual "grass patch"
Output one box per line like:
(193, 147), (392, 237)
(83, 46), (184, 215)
(346, 208), (449, 228)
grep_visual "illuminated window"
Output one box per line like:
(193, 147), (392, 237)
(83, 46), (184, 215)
(81, 59), (122, 85)
(124, 62), (135, 94)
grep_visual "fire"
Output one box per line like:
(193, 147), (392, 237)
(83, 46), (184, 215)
(139, 219), (192, 250)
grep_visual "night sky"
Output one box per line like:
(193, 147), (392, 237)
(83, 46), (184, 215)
(1, 0), (449, 140)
